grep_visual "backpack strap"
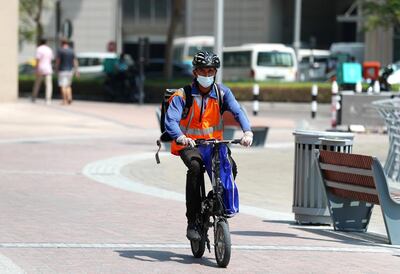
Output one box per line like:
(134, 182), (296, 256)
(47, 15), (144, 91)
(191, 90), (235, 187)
(182, 84), (224, 118)
(214, 83), (224, 114)
(182, 85), (192, 119)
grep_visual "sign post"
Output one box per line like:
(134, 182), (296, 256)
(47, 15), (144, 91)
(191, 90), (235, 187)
(61, 19), (73, 39)
(138, 37), (149, 104)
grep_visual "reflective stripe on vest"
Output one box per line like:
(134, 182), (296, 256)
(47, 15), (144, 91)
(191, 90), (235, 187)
(180, 121), (223, 136)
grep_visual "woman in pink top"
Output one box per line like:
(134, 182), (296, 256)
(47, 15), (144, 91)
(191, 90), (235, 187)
(31, 38), (54, 105)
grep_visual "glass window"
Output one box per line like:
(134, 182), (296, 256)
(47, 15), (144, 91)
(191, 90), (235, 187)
(257, 52), (293, 67)
(187, 46), (213, 58)
(173, 46), (184, 61)
(314, 56), (328, 63)
(92, 58), (102, 66)
(139, 0), (151, 20)
(155, 0), (168, 20)
(223, 51), (251, 67)
(300, 57), (310, 64)
(122, 0), (135, 19)
(122, 0), (171, 23)
(78, 58), (89, 67)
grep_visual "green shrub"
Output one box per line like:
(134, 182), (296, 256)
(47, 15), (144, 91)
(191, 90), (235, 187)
(145, 79), (333, 103)
(22, 75), (382, 104)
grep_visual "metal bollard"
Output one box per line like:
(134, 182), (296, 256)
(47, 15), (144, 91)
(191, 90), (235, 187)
(373, 80), (381, 93)
(253, 83), (259, 116)
(311, 84), (318, 119)
(331, 81), (339, 128)
(355, 81), (362, 93)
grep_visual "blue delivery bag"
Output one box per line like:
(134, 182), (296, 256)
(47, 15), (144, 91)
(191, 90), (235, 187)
(198, 144), (239, 216)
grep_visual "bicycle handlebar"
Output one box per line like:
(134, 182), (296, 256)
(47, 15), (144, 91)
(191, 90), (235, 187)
(156, 138), (241, 164)
(194, 139), (242, 146)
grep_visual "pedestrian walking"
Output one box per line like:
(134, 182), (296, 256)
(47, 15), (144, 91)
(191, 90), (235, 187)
(31, 38), (54, 104)
(56, 39), (79, 105)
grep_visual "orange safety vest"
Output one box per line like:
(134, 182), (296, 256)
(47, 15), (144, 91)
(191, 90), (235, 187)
(170, 88), (223, 155)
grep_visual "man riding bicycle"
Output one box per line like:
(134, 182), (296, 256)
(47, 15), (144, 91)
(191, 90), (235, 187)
(164, 51), (253, 241)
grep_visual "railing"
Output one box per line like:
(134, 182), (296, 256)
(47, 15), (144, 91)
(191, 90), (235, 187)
(372, 98), (400, 182)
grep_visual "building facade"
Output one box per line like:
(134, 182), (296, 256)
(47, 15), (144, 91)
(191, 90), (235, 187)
(19, 0), (398, 66)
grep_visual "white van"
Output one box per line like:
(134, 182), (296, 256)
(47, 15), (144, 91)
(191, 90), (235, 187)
(298, 49), (330, 81)
(76, 52), (118, 75)
(173, 36), (214, 67)
(223, 44), (297, 82)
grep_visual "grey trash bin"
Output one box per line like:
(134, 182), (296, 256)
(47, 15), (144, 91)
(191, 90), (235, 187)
(292, 129), (354, 224)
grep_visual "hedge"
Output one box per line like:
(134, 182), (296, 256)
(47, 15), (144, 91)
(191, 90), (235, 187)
(18, 75), (343, 104)
(139, 80), (333, 103)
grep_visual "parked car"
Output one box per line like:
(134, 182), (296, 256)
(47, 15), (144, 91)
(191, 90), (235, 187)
(18, 58), (37, 76)
(298, 49), (330, 81)
(223, 43), (297, 82)
(76, 52), (118, 76)
(19, 63), (36, 75)
(173, 36), (214, 67)
(144, 59), (192, 78)
(330, 42), (364, 63)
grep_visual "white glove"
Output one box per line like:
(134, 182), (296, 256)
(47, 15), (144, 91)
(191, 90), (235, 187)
(176, 135), (196, 147)
(240, 131), (253, 147)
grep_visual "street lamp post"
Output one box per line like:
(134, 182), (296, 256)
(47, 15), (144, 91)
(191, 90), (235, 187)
(214, 0), (224, 84)
(293, 0), (302, 68)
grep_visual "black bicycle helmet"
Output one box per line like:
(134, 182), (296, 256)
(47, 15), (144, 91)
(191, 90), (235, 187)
(192, 51), (221, 69)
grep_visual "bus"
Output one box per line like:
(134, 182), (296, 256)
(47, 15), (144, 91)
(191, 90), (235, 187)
(223, 44), (297, 82)
(173, 36), (214, 67)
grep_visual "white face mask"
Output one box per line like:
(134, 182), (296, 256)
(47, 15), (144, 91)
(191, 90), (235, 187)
(197, 75), (214, 88)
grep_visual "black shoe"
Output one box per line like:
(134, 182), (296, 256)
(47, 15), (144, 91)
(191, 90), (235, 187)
(186, 223), (201, 241)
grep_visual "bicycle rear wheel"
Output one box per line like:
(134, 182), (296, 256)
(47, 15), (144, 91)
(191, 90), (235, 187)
(190, 237), (206, 258)
(214, 221), (231, 267)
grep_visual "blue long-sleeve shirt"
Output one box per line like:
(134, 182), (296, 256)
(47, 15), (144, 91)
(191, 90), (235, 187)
(165, 83), (251, 139)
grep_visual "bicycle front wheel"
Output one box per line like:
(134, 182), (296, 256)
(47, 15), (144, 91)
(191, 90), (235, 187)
(190, 237), (206, 258)
(214, 221), (231, 267)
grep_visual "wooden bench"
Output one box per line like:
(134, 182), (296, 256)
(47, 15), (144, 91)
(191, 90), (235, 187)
(314, 150), (400, 245)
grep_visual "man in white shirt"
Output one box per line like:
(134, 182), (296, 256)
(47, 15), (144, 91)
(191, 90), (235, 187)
(31, 38), (54, 104)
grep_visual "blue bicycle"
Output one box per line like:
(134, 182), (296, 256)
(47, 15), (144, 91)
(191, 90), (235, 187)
(189, 139), (240, 268)
(156, 138), (240, 267)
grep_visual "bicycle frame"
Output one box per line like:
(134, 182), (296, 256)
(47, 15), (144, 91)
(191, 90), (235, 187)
(195, 139), (240, 254)
(155, 137), (240, 266)
(198, 139), (240, 212)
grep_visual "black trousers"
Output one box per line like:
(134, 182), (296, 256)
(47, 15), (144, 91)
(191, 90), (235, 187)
(179, 147), (237, 223)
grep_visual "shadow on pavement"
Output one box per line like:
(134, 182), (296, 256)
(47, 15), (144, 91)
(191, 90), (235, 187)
(262, 219), (298, 225)
(231, 229), (340, 243)
(231, 228), (388, 246)
(231, 230), (296, 237)
(116, 250), (215, 267)
(293, 227), (389, 246)
(262, 219), (389, 246)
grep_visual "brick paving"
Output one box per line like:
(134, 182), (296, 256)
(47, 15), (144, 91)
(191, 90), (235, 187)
(0, 99), (398, 273)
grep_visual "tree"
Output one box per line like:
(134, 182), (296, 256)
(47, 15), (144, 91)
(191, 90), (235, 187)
(19, 0), (52, 46)
(164, 0), (184, 80)
(363, 0), (400, 30)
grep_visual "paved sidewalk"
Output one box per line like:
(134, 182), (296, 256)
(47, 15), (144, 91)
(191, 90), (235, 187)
(0, 99), (398, 273)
